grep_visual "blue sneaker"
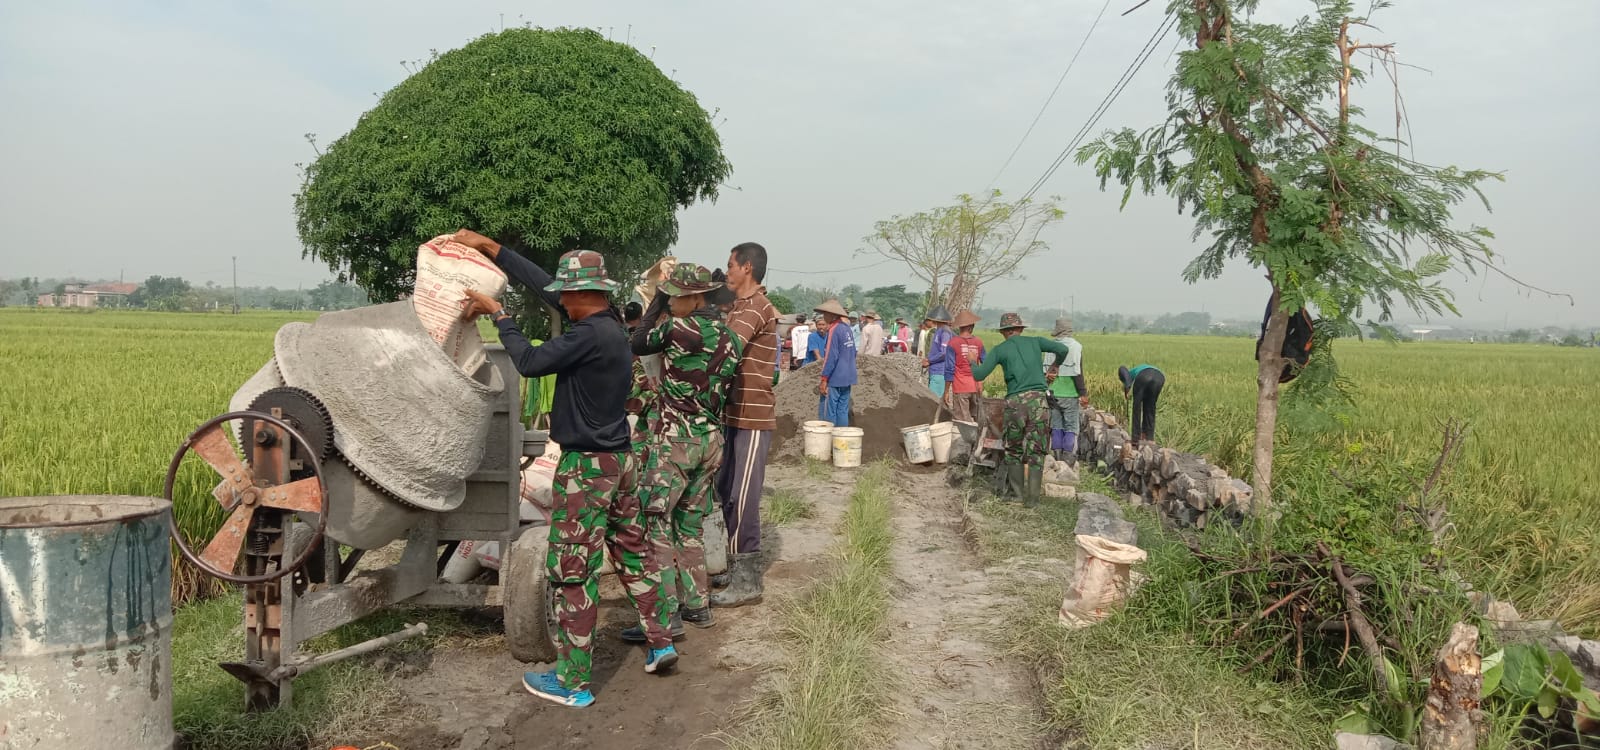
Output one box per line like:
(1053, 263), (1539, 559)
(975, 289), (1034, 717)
(644, 644), (679, 674)
(522, 670), (594, 708)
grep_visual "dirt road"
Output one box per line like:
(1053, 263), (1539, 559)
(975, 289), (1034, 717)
(349, 461), (1034, 749)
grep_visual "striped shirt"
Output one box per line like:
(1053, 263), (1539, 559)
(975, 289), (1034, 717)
(722, 287), (779, 430)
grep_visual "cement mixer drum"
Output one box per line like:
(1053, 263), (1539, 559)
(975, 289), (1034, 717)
(272, 301), (503, 512)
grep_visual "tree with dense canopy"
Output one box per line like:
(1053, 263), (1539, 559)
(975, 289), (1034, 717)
(295, 27), (731, 302)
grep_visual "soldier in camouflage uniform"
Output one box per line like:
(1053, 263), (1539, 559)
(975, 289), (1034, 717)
(619, 264), (742, 642)
(455, 231), (676, 709)
(967, 312), (1070, 507)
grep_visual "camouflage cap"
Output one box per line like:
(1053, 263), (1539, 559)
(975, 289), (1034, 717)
(660, 263), (723, 297)
(543, 249), (620, 293)
(998, 312), (1026, 330)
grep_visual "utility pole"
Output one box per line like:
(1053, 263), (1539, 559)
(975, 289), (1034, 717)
(232, 256), (239, 314)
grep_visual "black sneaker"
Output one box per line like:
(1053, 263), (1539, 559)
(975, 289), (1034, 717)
(620, 616), (685, 643)
(681, 606), (715, 629)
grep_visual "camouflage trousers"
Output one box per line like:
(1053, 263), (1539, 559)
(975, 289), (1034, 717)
(1002, 390), (1050, 467)
(546, 450), (669, 692)
(638, 430), (725, 613)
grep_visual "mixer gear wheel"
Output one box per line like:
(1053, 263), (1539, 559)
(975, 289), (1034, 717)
(248, 387), (335, 460)
(336, 451), (404, 501)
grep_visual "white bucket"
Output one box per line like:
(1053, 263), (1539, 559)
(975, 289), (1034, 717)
(832, 427), (864, 468)
(929, 421), (954, 464)
(803, 420), (835, 461)
(901, 424), (934, 464)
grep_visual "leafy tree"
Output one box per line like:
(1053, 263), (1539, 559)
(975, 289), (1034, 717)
(765, 293), (795, 316)
(130, 275), (193, 311)
(863, 191), (1064, 315)
(307, 280), (369, 311)
(1507, 328), (1534, 344)
(0, 279), (18, 306)
(295, 28), (730, 303)
(1077, 0), (1555, 504)
(863, 284), (924, 322)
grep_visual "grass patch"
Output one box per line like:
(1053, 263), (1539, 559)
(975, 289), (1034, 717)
(802, 456), (832, 481)
(763, 487), (815, 526)
(969, 489), (1335, 749)
(730, 462), (896, 750)
(173, 591), (484, 749)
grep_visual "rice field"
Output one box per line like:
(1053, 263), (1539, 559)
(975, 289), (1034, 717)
(2, 308), (1596, 630)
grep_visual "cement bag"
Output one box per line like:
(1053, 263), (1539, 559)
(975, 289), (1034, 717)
(520, 440), (562, 510)
(472, 541), (503, 571)
(441, 540), (484, 583)
(413, 235), (509, 374)
(1058, 534), (1147, 629)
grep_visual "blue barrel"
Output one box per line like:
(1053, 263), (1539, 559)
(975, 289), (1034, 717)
(0, 495), (174, 749)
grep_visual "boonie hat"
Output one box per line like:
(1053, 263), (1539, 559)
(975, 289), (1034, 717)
(661, 264), (722, 297)
(998, 312), (1026, 330)
(544, 249), (620, 293)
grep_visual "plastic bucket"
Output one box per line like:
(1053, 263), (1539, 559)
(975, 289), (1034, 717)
(803, 420), (835, 461)
(832, 427), (864, 468)
(900, 424), (934, 464)
(929, 421), (955, 463)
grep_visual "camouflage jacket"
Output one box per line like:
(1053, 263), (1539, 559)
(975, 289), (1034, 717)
(625, 355), (659, 442)
(631, 307), (741, 438)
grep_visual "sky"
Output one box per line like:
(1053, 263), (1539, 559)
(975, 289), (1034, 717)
(1, 0), (1595, 327)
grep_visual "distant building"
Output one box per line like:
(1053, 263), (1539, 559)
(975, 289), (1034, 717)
(36, 282), (138, 308)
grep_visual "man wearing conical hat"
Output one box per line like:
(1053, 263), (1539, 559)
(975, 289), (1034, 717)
(812, 298), (858, 428)
(620, 264), (742, 645)
(921, 304), (954, 398)
(966, 312), (1070, 508)
(454, 229), (675, 708)
(947, 309), (986, 422)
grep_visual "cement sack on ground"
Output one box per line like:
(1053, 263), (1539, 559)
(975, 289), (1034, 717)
(772, 352), (940, 462)
(1059, 534), (1147, 629)
(412, 235), (509, 374)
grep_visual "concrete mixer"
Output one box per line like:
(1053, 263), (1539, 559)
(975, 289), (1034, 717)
(166, 301), (558, 710)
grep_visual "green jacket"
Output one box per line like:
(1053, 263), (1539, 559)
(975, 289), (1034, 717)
(971, 335), (1069, 397)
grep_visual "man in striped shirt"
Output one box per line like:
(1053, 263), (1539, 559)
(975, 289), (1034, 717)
(710, 242), (779, 608)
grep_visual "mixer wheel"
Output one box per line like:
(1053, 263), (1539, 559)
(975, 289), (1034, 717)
(503, 525), (558, 664)
(164, 410), (330, 585)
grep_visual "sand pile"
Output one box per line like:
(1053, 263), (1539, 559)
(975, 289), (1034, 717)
(773, 352), (941, 462)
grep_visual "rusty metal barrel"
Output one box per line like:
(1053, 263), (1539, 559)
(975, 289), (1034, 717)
(0, 495), (175, 749)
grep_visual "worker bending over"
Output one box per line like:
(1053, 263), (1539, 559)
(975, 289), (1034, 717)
(1117, 364), (1165, 446)
(621, 264), (741, 643)
(967, 313), (1069, 508)
(455, 229), (674, 709)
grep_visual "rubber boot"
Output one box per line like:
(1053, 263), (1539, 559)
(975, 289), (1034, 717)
(710, 571), (731, 589)
(1023, 463), (1043, 508)
(709, 552), (764, 608)
(1007, 463), (1026, 502)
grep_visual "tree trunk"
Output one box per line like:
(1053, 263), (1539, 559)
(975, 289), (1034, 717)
(1252, 286), (1288, 506)
(945, 272), (977, 316)
(1419, 622), (1481, 750)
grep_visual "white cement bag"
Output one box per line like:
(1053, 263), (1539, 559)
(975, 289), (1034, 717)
(1058, 534), (1147, 629)
(412, 235), (509, 374)
(472, 540), (503, 571)
(441, 540), (484, 583)
(520, 440), (562, 511)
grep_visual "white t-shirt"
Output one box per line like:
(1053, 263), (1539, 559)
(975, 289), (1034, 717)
(790, 325), (811, 357)
(1045, 335), (1083, 376)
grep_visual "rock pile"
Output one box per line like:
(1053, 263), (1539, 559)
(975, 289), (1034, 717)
(1078, 406), (1253, 529)
(772, 352), (940, 462)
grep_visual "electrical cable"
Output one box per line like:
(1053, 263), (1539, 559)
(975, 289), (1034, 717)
(1019, 11), (1178, 203)
(986, 0), (1114, 189)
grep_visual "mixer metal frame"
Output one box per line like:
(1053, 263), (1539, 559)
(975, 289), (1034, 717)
(177, 347), (552, 711)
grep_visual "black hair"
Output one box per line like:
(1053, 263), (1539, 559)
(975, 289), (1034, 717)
(623, 301), (642, 323)
(707, 268), (735, 307)
(1117, 365), (1132, 388)
(729, 242), (768, 283)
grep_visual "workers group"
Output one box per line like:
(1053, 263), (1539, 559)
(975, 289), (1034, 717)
(453, 228), (1167, 707)
(455, 230), (778, 709)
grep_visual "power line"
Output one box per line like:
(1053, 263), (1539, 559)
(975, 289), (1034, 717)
(1019, 11), (1177, 203)
(986, 0), (1114, 189)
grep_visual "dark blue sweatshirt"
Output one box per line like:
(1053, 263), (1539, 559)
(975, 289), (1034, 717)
(491, 248), (630, 453)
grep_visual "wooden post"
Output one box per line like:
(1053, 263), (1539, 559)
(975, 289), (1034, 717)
(1419, 622), (1481, 750)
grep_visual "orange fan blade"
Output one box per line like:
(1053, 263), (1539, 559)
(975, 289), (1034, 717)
(200, 504), (256, 574)
(258, 477), (324, 515)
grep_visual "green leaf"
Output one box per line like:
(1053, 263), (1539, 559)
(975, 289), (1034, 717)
(1549, 650), (1584, 694)
(1480, 655), (1503, 699)
(1334, 708), (1375, 735)
(1501, 644), (1551, 701)
(1536, 687), (1559, 719)
(1383, 655), (1405, 699)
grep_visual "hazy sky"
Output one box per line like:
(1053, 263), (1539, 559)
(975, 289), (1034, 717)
(2, 1), (1594, 326)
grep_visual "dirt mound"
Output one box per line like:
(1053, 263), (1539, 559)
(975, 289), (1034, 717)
(773, 352), (941, 462)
